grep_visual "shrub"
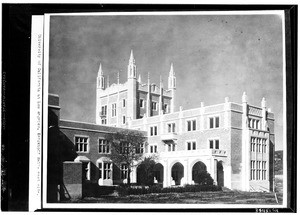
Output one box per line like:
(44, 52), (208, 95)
(193, 171), (214, 186)
(115, 183), (221, 196)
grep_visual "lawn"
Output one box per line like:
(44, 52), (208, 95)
(64, 175), (283, 205)
(67, 190), (282, 204)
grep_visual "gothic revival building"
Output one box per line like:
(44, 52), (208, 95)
(94, 50), (275, 192)
(48, 50), (275, 201)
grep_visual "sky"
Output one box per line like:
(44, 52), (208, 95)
(48, 13), (284, 150)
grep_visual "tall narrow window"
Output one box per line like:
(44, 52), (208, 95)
(187, 120), (196, 131)
(103, 162), (112, 179)
(98, 163), (102, 179)
(122, 115), (126, 124)
(82, 162), (90, 180)
(121, 164), (128, 179)
(152, 102), (157, 111)
(101, 105), (107, 116)
(112, 103), (117, 117)
(164, 104), (168, 113)
(150, 126), (158, 136)
(122, 99), (126, 107)
(140, 99), (144, 108)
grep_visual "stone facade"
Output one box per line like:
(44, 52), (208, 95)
(93, 51), (275, 191)
(48, 50), (275, 201)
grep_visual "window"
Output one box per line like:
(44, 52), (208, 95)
(122, 99), (126, 107)
(209, 116), (220, 129)
(209, 139), (220, 149)
(103, 162), (112, 179)
(98, 163), (102, 179)
(121, 164), (128, 180)
(187, 120), (196, 131)
(152, 102), (157, 111)
(99, 139), (110, 154)
(101, 118), (107, 125)
(250, 160), (255, 180)
(167, 143), (176, 152)
(256, 161), (261, 180)
(101, 105), (107, 116)
(140, 99), (144, 108)
(262, 161), (267, 180)
(75, 136), (88, 152)
(187, 141), (196, 150)
(262, 139), (267, 153)
(150, 145), (157, 153)
(82, 162), (90, 180)
(111, 103), (117, 117)
(122, 115), (126, 124)
(167, 123), (176, 133)
(150, 126), (158, 136)
(256, 139), (261, 153)
(136, 143), (144, 154)
(251, 137), (256, 152)
(164, 104), (168, 113)
(100, 105), (107, 125)
(249, 118), (260, 129)
(120, 142), (129, 154)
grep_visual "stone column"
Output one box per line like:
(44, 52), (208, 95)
(163, 160), (168, 187)
(183, 159), (188, 185)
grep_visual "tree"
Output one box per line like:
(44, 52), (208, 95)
(105, 130), (147, 185)
(137, 156), (157, 186)
(194, 171), (214, 186)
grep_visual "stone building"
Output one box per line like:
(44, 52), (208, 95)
(48, 50), (275, 201)
(94, 50), (275, 192)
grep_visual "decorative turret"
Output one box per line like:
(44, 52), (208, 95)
(127, 50), (137, 79)
(261, 97), (267, 130)
(168, 63), (176, 90)
(97, 62), (105, 90)
(168, 63), (176, 113)
(146, 72), (151, 117)
(127, 50), (137, 121)
(159, 75), (164, 115)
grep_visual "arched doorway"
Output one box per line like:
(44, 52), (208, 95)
(217, 161), (224, 187)
(171, 162), (184, 185)
(153, 163), (164, 184)
(192, 161), (207, 181)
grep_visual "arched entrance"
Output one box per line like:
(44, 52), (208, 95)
(192, 161), (207, 181)
(153, 163), (164, 184)
(171, 162), (184, 185)
(217, 161), (224, 187)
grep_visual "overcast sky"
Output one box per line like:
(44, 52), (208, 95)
(49, 13), (284, 150)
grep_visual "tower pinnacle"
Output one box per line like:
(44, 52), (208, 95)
(127, 50), (137, 79)
(98, 62), (103, 76)
(168, 63), (176, 89)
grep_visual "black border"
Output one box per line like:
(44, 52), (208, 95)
(1, 4), (297, 212)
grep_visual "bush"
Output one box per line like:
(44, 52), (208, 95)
(115, 184), (221, 196)
(193, 171), (214, 186)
